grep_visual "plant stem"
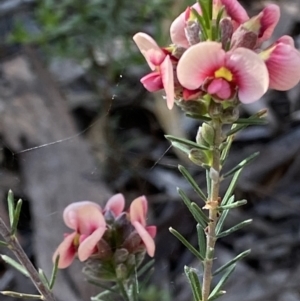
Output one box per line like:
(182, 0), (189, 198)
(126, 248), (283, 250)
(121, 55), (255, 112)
(117, 279), (130, 301)
(0, 218), (57, 301)
(202, 117), (222, 301)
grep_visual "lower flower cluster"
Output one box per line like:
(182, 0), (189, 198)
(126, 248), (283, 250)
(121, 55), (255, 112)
(53, 194), (156, 279)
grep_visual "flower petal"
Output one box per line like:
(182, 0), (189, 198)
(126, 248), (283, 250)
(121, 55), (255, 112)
(133, 32), (165, 70)
(177, 42), (224, 90)
(53, 232), (77, 269)
(64, 202), (106, 234)
(170, 3), (201, 47)
(132, 221), (155, 257)
(78, 227), (106, 261)
(221, 0), (249, 24)
(262, 41), (300, 90)
(105, 193), (125, 217)
(160, 55), (175, 109)
(141, 72), (163, 92)
(146, 226), (157, 238)
(257, 4), (280, 45)
(226, 48), (269, 103)
(130, 196), (148, 227)
(63, 201), (101, 230)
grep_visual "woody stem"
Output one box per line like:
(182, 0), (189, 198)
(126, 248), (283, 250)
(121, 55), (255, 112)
(202, 117), (222, 301)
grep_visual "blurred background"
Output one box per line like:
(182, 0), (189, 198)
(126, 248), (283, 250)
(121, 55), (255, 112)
(0, 0), (300, 300)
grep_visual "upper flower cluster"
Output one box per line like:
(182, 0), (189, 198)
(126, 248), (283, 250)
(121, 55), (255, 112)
(133, 0), (300, 110)
(53, 194), (156, 269)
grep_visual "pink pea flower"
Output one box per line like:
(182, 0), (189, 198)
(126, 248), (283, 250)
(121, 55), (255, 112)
(235, 4), (280, 47)
(133, 32), (175, 109)
(170, 0), (248, 48)
(259, 36), (300, 91)
(177, 41), (269, 103)
(129, 196), (156, 257)
(53, 201), (106, 269)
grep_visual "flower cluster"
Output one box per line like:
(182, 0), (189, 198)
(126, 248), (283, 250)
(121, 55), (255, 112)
(133, 0), (300, 110)
(53, 194), (156, 270)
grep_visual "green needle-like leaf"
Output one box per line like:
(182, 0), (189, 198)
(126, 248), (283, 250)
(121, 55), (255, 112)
(218, 199), (247, 210)
(192, 8), (208, 40)
(178, 165), (207, 202)
(38, 268), (50, 288)
(221, 166), (244, 206)
(49, 255), (59, 289)
(209, 264), (236, 300)
(11, 199), (23, 236)
(1, 291), (43, 299)
(217, 219), (252, 238)
(184, 266), (202, 301)
(0, 240), (8, 247)
(233, 118), (267, 125)
(177, 188), (207, 228)
(1, 255), (29, 277)
(197, 0), (210, 29)
(197, 224), (206, 259)
(191, 202), (209, 225)
(165, 135), (210, 151)
(221, 152), (259, 179)
(7, 190), (15, 228)
(208, 290), (226, 301)
(215, 195), (235, 235)
(186, 113), (211, 121)
(169, 227), (204, 261)
(137, 259), (154, 277)
(171, 142), (190, 155)
(213, 250), (251, 276)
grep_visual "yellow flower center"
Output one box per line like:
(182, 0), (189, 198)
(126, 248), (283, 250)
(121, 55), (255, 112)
(214, 67), (233, 82)
(73, 233), (80, 247)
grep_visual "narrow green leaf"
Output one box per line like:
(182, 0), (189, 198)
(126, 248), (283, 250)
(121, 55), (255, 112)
(221, 167), (244, 206)
(221, 152), (259, 179)
(215, 196), (235, 235)
(90, 289), (115, 301)
(1, 291), (42, 299)
(7, 190), (14, 228)
(208, 290), (226, 301)
(186, 113), (211, 122)
(137, 259), (154, 277)
(1, 255), (29, 277)
(220, 134), (234, 164)
(177, 188), (207, 228)
(217, 219), (252, 238)
(184, 266), (202, 301)
(88, 280), (118, 294)
(197, 224), (206, 259)
(171, 142), (190, 155)
(191, 8), (208, 40)
(49, 255), (59, 289)
(227, 110), (267, 136)
(218, 199), (247, 210)
(234, 118), (267, 125)
(215, 6), (225, 28)
(226, 124), (246, 136)
(209, 264), (236, 299)
(197, 1), (210, 29)
(38, 268), (50, 288)
(213, 250), (251, 276)
(169, 227), (204, 261)
(191, 202), (209, 225)
(0, 240), (8, 247)
(178, 165), (207, 202)
(165, 135), (210, 151)
(11, 199), (23, 236)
